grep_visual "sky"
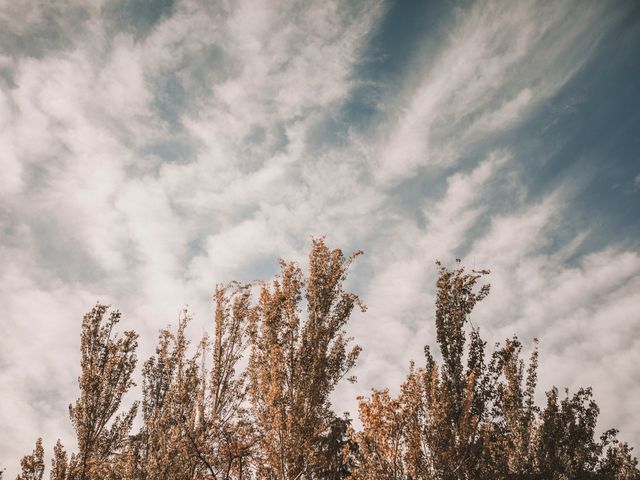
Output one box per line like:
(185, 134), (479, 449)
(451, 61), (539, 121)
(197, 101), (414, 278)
(1, 0), (639, 475)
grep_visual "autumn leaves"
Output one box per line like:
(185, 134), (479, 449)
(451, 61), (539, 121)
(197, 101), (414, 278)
(14, 239), (640, 479)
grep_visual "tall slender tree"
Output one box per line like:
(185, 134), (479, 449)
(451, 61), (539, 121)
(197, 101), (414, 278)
(49, 440), (68, 480)
(10, 242), (640, 480)
(247, 238), (364, 479)
(129, 311), (200, 479)
(194, 285), (254, 479)
(16, 438), (44, 480)
(122, 287), (254, 480)
(67, 304), (138, 480)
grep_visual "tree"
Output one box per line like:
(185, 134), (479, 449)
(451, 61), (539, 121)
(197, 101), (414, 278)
(120, 286), (254, 480)
(10, 241), (640, 480)
(129, 311), (201, 479)
(349, 260), (640, 480)
(50, 440), (68, 480)
(347, 389), (405, 480)
(16, 438), (44, 480)
(67, 304), (138, 480)
(597, 430), (640, 480)
(247, 238), (364, 479)
(194, 284), (254, 479)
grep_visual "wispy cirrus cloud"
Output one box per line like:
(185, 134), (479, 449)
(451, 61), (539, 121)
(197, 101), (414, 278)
(372, 0), (628, 185)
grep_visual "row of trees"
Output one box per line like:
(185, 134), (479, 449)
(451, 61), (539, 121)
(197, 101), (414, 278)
(10, 239), (640, 479)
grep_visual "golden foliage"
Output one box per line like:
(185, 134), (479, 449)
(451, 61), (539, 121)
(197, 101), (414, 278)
(11, 240), (640, 480)
(348, 261), (639, 480)
(16, 438), (44, 480)
(68, 305), (138, 480)
(246, 238), (364, 479)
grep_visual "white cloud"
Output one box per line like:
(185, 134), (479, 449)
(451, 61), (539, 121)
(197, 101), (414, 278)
(470, 88), (533, 132)
(0, 89), (22, 195)
(372, 0), (627, 185)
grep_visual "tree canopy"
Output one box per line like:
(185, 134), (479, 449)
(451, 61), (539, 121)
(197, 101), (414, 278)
(12, 239), (639, 479)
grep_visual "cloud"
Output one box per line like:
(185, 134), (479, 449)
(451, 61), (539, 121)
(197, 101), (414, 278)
(470, 88), (533, 132)
(0, 88), (22, 196)
(0, 0), (90, 59)
(371, 0), (629, 185)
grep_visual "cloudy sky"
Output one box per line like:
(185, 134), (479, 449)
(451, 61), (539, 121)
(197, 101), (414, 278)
(1, 0), (640, 474)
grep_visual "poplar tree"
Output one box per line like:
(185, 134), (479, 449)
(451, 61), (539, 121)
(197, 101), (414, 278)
(128, 311), (201, 479)
(122, 286), (254, 480)
(67, 304), (138, 480)
(247, 238), (364, 479)
(194, 285), (254, 479)
(349, 261), (640, 480)
(16, 438), (44, 480)
(10, 241), (640, 480)
(50, 441), (68, 480)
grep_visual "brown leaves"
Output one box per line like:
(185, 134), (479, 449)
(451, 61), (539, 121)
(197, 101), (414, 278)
(247, 238), (363, 479)
(348, 390), (405, 480)
(349, 262), (640, 480)
(50, 441), (68, 480)
(11, 243), (640, 480)
(68, 304), (139, 480)
(16, 438), (44, 480)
